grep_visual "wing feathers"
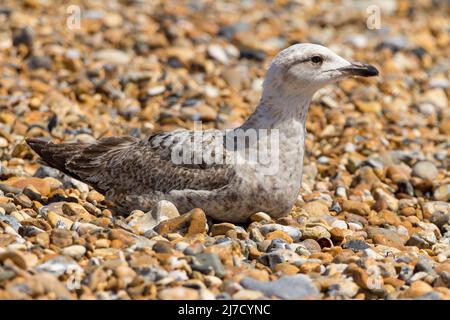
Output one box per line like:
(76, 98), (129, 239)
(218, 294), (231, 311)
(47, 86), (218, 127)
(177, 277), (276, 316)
(26, 132), (235, 201)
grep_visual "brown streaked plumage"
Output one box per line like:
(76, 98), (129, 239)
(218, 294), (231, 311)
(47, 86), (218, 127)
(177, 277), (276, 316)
(27, 132), (238, 214)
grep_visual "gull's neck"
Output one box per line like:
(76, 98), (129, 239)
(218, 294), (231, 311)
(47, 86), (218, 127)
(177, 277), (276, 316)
(240, 89), (312, 133)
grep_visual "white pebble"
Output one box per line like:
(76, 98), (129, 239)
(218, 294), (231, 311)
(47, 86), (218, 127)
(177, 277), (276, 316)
(0, 137), (8, 148)
(147, 85), (166, 96)
(348, 222), (363, 231)
(331, 220), (348, 230)
(207, 44), (229, 65)
(61, 245), (87, 259)
(344, 143), (356, 152)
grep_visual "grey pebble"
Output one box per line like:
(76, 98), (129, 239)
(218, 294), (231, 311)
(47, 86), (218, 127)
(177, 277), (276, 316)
(240, 274), (319, 299)
(412, 160), (438, 180)
(193, 253), (226, 278)
(35, 256), (82, 276)
(342, 239), (370, 251)
(0, 214), (22, 232)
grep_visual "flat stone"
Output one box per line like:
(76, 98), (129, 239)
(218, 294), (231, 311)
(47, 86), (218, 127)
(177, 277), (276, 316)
(0, 250), (38, 269)
(35, 256), (82, 276)
(0, 268), (15, 282)
(93, 49), (130, 65)
(152, 241), (174, 254)
(412, 161), (438, 180)
(9, 177), (51, 196)
(46, 211), (73, 230)
(33, 273), (73, 299)
(0, 215), (22, 232)
(159, 287), (199, 300)
(240, 274), (319, 299)
(22, 185), (41, 200)
(422, 201), (450, 219)
(367, 227), (406, 249)
(0, 201), (17, 214)
(302, 201), (329, 217)
(401, 280), (433, 299)
(233, 289), (264, 300)
(0, 184), (21, 194)
(151, 200), (180, 221)
(207, 44), (229, 65)
(429, 212), (449, 230)
(154, 208), (207, 236)
(250, 212), (272, 223)
(51, 228), (73, 247)
(210, 222), (236, 236)
(193, 253), (226, 278)
(222, 67), (247, 91)
(434, 184), (450, 202)
(342, 200), (371, 216)
(299, 239), (321, 253)
(406, 232), (436, 249)
(13, 194), (33, 208)
(60, 245), (86, 259)
(346, 264), (383, 292)
(0, 137), (8, 148)
(378, 210), (402, 226)
(109, 229), (137, 247)
(27, 55), (52, 70)
(331, 220), (347, 230)
(355, 100), (382, 113)
(62, 202), (92, 220)
(302, 226), (331, 240)
(266, 230), (293, 243)
(342, 240), (371, 251)
(274, 262), (300, 275)
(373, 189), (399, 212)
(257, 252), (288, 269)
(186, 208), (208, 236)
(129, 200), (180, 234)
(330, 227), (350, 243)
(260, 224), (302, 241)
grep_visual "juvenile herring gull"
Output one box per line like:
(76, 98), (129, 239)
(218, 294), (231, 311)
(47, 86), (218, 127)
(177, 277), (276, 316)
(27, 43), (378, 223)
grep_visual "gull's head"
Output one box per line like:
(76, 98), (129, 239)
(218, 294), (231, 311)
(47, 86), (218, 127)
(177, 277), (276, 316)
(265, 43), (379, 96)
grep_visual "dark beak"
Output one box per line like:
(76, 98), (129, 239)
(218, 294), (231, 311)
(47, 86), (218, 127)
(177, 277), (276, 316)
(339, 62), (379, 77)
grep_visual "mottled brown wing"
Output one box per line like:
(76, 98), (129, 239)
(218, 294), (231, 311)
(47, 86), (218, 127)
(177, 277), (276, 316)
(26, 132), (234, 196)
(147, 129), (228, 169)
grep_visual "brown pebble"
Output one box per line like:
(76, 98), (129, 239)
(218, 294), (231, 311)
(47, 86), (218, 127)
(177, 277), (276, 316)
(342, 200), (371, 216)
(400, 280), (433, 299)
(155, 208), (207, 236)
(51, 229), (73, 247)
(210, 222), (235, 236)
(10, 178), (51, 196)
(266, 230), (293, 243)
(299, 262), (321, 274)
(274, 263), (299, 275)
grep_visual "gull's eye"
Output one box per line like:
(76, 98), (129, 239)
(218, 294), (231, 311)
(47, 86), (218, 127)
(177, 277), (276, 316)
(310, 56), (323, 64)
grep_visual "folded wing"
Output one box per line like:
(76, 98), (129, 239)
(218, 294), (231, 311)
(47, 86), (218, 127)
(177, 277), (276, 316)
(26, 130), (235, 198)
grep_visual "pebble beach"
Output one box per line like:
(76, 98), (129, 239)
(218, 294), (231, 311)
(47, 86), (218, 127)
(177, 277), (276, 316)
(0, 0), (449, 300)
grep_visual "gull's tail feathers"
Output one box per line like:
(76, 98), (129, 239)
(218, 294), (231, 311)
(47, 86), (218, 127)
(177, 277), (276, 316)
(26, 136), (138, 193)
